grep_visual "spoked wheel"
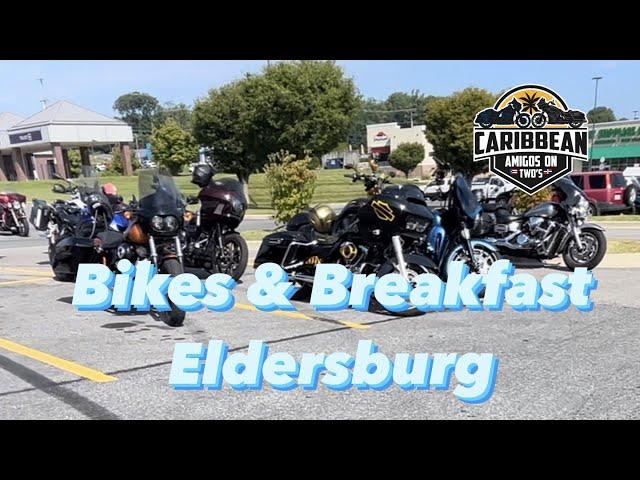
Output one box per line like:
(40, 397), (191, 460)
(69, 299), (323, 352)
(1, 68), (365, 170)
(515, 113), (531, 128)
(17, 218), (29, 237)
(562, 229), (607, 270)
(210, 232), (248, 281)
(532, 113), (547, 128)
(369, 263), (434, 317)
(446, 245), (500, 277)
(157, 258), (186, 327)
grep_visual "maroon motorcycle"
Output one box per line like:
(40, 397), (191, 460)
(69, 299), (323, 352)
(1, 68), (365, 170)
(1, 192), (29, 237)
(183, 164), (248, 280)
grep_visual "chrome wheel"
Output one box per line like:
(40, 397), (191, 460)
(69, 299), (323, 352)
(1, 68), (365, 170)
(567, 232), (599, 265)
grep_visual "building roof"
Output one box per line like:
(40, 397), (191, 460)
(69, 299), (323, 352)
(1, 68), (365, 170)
(9, 100), (127, 130)
(0, 112), (26, 131)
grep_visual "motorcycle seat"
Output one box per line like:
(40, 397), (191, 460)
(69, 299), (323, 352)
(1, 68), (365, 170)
(495, 210), (522, 223)
(96, 230), (124, 249)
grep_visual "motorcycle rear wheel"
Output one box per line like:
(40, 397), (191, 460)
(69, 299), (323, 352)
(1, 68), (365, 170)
(209, 232), (248, 281)
(532, 113), (547, 128)
(17, 218), (29, 237)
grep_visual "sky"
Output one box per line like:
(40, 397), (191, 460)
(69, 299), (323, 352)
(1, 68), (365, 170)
(0, 60), (637, 120)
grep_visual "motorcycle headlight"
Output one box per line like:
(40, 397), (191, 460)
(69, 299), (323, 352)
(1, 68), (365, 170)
(164, 215), (178, 232)
(21, 202), (26, 209)
(231, 197), (244, 215)
(12, 200), (21, 209)
(151, 215), (165, 231)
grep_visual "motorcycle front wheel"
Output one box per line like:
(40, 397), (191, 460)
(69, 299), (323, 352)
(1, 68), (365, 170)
(158, 258), (186, 327)
(532, 113), (547, 128)
(562, 229), (607, 270)
(368, 263), (435, 317)
(210, 232), (248, 281)
(515, 113), (531, 128)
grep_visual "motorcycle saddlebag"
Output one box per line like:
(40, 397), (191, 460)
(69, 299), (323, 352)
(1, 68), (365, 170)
(253, 229), (316, 268)
(30, 199), (50, 231)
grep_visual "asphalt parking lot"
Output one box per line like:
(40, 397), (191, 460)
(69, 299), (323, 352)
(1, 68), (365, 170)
(1, 229), (640, 420)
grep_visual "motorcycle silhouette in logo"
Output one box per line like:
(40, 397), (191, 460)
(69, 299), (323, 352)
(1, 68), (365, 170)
(474, 98), (531, 129)
(531, 98), (587, 129)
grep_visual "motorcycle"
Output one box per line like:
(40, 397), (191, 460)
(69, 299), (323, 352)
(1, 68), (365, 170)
(429, 175), (502, 278)
(0, 192), (29, 236)
(532, 98), (586, 129)
(94, 169), (187, 327)
(475, 177), (606, 270)
(474, 98), (532, 129)
(31, 174), (113, 281)
(182, 164), (249, 281)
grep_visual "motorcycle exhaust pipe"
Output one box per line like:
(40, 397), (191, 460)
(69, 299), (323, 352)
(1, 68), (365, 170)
(391, 235), (409, 281)
(289, 273), (315, 284)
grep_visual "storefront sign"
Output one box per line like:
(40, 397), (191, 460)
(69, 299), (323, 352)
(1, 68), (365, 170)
(9, 129), (43, 144)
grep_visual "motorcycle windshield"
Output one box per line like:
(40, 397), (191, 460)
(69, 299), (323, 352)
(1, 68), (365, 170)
(138, 169), (184, 217)
(453, 175), (482, 219)
(554, 177), (586, 207)
(75, 175), (109, 205)
(209, 177), (247, 204)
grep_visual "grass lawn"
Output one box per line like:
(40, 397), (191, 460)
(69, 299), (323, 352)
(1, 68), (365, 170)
(0, 169), (421, 213)
(608, 239), (640, 254)
(596, 214), (640, 222)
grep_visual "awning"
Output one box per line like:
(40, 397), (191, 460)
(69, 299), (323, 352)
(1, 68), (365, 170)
(589, 144), (640, 160)
(370, 146), (390, 154)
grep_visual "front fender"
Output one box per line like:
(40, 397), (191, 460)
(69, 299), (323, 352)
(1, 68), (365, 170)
(580, 222), (606, 232)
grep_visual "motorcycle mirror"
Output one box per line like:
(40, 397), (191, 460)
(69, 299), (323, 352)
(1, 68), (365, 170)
(186, 195), (199, 205)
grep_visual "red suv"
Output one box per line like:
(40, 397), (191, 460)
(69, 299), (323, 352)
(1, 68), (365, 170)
(570, 171), (637, 216)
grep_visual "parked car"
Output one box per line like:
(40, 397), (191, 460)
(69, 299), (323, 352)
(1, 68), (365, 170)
(423, 178), (450, 200)
(471, 175), (515, 206)
(569, 171), (637, 216)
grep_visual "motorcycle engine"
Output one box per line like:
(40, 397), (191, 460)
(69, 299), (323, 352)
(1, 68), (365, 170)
(516, 217), (553, 249)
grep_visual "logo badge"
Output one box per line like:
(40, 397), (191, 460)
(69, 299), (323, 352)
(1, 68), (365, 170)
(473, 84), (588, 195)
(371, 200), (395, 221)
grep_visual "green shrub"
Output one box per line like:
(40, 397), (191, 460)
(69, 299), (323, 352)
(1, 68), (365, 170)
(264, 150), (318, 224)
(511, 186), (553, 212)
(389, 142), (425, 178)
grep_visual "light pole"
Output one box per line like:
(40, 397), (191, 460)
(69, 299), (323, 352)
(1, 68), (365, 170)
(634, 110), (638, 120)
(590, 76), (603, 171)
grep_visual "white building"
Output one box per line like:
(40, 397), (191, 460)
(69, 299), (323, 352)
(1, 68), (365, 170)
(0, 100), (133, 181)
(366, 122), (437, 177)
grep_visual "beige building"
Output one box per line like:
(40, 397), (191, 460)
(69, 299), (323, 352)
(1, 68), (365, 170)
(366, 122), (437, 177)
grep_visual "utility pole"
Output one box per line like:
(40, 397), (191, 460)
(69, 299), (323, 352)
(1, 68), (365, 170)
(634, 110), (638, 120)
(590, 76), (603, 171)
(36, 78), (47, 110)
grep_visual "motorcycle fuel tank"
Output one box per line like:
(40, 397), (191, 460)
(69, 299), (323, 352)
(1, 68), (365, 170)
(524, 202), (559, 219)
(198, 178), (247, 228)
(358, 185), (434, 234)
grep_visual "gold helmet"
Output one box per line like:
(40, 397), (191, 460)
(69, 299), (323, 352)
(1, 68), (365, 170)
(308, 204), (336, 233)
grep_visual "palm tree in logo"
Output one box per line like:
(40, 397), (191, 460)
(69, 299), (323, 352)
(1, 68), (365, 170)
(518, 91), (541, 114)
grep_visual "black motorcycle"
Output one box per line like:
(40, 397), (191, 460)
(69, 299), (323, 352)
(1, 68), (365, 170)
(182, 164), (249, 281)
(430, 175), (502, 279)
(532, 99), (586, 129)
(254, 168), (439, 316)
(476, 177), (606, 270)
(31, 175), (113, 281)
(475, 98), (531, 129)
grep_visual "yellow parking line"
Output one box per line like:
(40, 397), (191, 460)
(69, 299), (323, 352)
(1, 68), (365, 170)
(339, 321), (371, 330)
(0, 277), (52, 287)
(0, 337), (117, 383)
(235, 302), (311, 320)
(0, 267), (53, 277)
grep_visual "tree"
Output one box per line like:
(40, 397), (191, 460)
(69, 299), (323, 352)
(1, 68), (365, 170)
(159, 102), (193, 132)
(151, 118), (199, 175)
(587, 106), (616, 124)
(193, 60), (359, 200)
(113, 92), (162, 145)
(389, 142), (425, 178)
(264, 150), (318, 224)
(68, 149), (82, 177)
(424, 87), (496, 179)
(104, 148), (141, 176)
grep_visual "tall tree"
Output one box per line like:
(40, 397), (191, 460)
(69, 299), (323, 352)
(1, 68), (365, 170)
(389, 142), (425, 178)
(159, 102), (193, 132)
(193, 61), (359, 198)
(151, 118), (199, 175)
(113, 92), (162, 145)
(424, 87), (496, 179)
(587, 106), (616, 124)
